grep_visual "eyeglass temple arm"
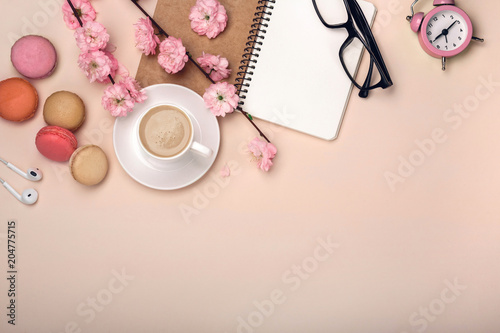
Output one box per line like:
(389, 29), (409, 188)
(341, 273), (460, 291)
(343, 0), (392, 92)
(358, 57), (374, 98)
(347, 0), (392, 85)
(345, 0), (381, 54)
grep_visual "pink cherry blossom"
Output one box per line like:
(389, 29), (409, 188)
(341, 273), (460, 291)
(189, 0), (228, 39)
(103, 42), (117, 53)
(134, 17), (160, 56)
(62, 0), (97, 30)
(203, 82), (239, 117)
(157, 37), (188, 74)
(78, 50), (112, 83)
(74, 21), (109, 52)
(220, 163), (231, 178)
(197, 52), (231, 82)
(101, 83), (135, 117)
(120, 76), (147, 104)
(248, 137), (277, 172)
(104, 51), (119, 82)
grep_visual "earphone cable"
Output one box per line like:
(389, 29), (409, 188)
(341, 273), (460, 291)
(0, 157), (7, 165)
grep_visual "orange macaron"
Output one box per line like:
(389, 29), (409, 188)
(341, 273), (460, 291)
(0, 77), (38, 122)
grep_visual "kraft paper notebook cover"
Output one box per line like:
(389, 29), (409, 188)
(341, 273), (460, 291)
(135, 0), (261, 94)
(135, 0), (376, 140)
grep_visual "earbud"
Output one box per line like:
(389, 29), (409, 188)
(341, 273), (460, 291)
(0, 157), (42, 181)
(0, 178), (38, 205)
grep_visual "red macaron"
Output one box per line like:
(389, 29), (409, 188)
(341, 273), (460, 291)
(36, 126), (78, 162)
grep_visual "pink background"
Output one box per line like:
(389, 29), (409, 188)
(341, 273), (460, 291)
(1, 0), (500, 332)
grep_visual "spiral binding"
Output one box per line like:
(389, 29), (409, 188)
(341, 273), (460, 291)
(235, 0), (275, 106)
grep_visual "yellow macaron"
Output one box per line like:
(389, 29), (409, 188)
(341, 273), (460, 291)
(69, 145), (108, 186)
(43, 91), (85, 132)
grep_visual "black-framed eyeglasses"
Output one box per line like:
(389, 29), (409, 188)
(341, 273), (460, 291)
(312, 0), (393, 98)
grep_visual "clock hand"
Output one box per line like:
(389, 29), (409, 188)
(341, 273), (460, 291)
(445, 35), (448, 43)
(432, 32), (444, 43)
(432, 20), (458, 43)
(446, 20), (459, 31)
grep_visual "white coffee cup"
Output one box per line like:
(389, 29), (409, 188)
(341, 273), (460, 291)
(137, 104), (212, 161)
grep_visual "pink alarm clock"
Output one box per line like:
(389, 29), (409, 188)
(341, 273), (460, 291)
(407, 0), (484, 70)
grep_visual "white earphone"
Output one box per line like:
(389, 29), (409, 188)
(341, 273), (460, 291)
(0, 178), (38, 205)
(0, 157), (42, 181)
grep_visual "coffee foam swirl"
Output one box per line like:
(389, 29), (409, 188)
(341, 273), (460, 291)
(139, 106), (192, 158)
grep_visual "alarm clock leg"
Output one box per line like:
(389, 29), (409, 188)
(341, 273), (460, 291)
(472, 36), (485, 42)
(442, 57), (446, 71)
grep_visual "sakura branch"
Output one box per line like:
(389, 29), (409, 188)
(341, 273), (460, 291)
(63, 0), (147, 117)
(129, 0), (271, 144)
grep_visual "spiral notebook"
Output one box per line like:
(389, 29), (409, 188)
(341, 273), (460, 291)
(236, 0), (377, 140)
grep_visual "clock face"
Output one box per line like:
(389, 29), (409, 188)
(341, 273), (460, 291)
(425, 9), (469, 52)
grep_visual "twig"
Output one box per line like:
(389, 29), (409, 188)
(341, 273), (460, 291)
(66, 0), (115, 85)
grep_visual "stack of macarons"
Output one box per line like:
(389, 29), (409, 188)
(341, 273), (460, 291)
(36, 90), (86, 162)
(35, 91), (109, 186)
(0, 35), (57, 122)
(1, 34), (109, 186)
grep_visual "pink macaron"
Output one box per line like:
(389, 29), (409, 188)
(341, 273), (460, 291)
(11, 35), (57, 79)
(36, 126), (78, 162)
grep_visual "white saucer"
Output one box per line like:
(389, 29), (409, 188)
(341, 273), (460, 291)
(113, 84), (220, 190)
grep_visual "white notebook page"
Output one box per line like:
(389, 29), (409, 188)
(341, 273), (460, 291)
(241, 0), (376, 140)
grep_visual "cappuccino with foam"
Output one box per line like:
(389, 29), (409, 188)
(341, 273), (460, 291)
(138, 105), (192, 158)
